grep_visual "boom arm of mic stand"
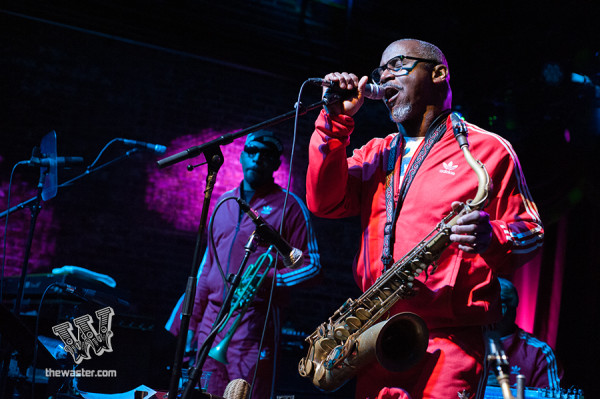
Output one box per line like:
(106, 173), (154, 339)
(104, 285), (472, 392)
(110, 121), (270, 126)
(156, 99), (329, 169)
(0, 149), (142, 220)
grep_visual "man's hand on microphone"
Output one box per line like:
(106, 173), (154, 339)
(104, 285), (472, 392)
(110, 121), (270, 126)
(322, 72), (369, 116)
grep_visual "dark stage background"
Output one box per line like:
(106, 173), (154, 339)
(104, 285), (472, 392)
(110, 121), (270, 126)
(1, 1), (599, 398)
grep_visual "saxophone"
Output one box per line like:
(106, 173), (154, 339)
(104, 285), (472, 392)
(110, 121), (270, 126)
(298, 113), (491, 391)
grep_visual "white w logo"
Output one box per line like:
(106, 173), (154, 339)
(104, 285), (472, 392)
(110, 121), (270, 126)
(51, 306), (115, 364)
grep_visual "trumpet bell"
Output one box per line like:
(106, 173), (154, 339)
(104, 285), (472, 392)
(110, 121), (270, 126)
(209, 333), (232, 364)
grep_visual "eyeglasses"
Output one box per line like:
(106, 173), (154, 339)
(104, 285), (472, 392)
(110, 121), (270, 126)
(243, 146), (279, 160)
(371, 55), (439, 84)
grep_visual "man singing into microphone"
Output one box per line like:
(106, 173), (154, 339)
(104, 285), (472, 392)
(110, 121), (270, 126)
(166, 130), (321, 398)
(306, 39), (543, 398)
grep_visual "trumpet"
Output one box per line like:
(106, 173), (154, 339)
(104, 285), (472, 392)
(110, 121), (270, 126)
(209, 248), (275, 364)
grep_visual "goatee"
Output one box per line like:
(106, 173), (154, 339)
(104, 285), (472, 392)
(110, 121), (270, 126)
(391, 104), (412, 123)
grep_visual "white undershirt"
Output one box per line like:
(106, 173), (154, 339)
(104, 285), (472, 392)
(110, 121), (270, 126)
(398, 136), (424, 189)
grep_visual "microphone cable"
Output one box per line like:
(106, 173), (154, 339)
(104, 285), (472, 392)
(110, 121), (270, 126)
(249, 78), (311, 399)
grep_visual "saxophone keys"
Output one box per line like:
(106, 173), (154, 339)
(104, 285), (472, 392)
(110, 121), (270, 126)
(397, 271), (414, 282)
(334, 325), (350, 340)
(410, 260), (427, 275)
(422, 251), (434, 263)
(298, 357), (313, 377)
(316, 337), (337, 353)
(362, 298), (374, 308)
(345, 316), (362, 331)
(372, 289), (389, 302)
(355, 307), (371, 321)
(387, 279), (401, 290)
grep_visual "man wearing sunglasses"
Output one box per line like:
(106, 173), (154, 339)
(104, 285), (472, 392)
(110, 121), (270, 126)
(306, 39), (543, 398)
(167, 130), (321, 398)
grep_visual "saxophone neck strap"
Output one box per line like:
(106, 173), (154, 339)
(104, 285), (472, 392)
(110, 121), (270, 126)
(381, 110), (452, 270)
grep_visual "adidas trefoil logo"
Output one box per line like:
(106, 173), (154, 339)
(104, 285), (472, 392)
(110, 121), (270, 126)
(440, 161), (458, 175)
(261, 205), (273, 215)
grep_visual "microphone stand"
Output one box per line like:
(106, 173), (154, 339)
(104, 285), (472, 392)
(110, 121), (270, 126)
(180, 234), (258, 399)
(0, 167), (46, 398)
(0, 148), (142, 312)
(160, 94), (340, 399)
(0, 147), (143, 397)
(11, 169), (46, 317)
(166, 144), (223, 399)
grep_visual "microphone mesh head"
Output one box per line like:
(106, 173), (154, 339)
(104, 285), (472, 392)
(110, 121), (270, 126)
(223, 379), (250, 399)
(285, 247), (304, 270)
(364, 84), (386, 100)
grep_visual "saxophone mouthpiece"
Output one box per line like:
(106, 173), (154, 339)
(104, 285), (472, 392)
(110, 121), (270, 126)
(450, 112), (469, 148)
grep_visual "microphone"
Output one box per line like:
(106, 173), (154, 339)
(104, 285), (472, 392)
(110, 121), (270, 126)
(193, 378), (250, 399)
(235, 197), (304, 269)
(27, 156), (84, 167)
(308, 77), (386, 100)
(222, 378), (250, 399)
(118, 138), (167, 154)
(54, 283), (130, 308)
(40, 131), (58, 201)
(486, 331), (510, 383)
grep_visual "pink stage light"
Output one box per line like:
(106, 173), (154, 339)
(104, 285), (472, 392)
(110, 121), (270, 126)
(0, 172), (58, 276)
(145, 129), (292, 232)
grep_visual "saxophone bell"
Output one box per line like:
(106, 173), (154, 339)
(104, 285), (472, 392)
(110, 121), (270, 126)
(300, 312), (429, 392)
(374, 312), (428, 372)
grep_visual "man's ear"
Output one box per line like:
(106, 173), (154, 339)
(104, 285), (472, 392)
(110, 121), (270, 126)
(432, 64), (448, 83)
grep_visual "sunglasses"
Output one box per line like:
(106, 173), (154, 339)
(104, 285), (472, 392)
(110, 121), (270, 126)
(243, 146), (279, 159)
